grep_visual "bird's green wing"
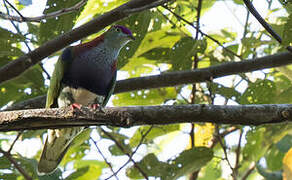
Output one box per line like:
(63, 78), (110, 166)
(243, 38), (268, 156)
(46, 47), (72, 108)
(102, 71), (117, 107)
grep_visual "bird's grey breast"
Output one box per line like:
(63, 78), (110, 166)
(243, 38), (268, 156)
(63, 45), (117, 96)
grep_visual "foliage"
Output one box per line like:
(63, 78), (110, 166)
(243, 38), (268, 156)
(0, 0), (291, 179)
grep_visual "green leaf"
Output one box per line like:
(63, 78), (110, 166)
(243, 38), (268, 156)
(197, 159), (222, 180)
(256, 163), (282, 180)
(39, 0), (85, 44)
(38, 169), (63, 180)
(171, 147), (213, 180)
(0, 156), (13, 169)
(243, 127), (267, 162)
(118, 10), (152, 68)
(0, 27), (25, 43)
(126, 153), (173, 179)
(169, 37), (198, 70)
(65, 166), (90, 180)
(108, 143), (132, 156)
(282, 6), (292, 47)
(265, 145), (285, 171)
(68, 160), (105, 180)
(129, 125), (180, 148)
(61, 129), (91, 166)
(209, 82), (241, 101)
(276, 135), (292, 153)
(240, 79), (276, 104)
(0, 64), (45, 108)
(126, 147), (213, 179)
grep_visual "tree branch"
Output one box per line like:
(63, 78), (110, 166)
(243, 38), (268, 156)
(0, 0), (88, 23)
(0, 0), (172, 84)
(1, 104), (292, 131)
(115, 51), (292, 93)
(0, 148), (32, 180)
(3, 51), (292, 111)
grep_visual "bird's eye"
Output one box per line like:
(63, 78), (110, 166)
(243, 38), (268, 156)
(115, 28), (121, 32)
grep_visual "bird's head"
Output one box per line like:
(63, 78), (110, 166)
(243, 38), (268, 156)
(104, 25), (135, 48)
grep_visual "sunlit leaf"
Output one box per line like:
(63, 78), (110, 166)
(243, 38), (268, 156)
(283, 147), (292, 180)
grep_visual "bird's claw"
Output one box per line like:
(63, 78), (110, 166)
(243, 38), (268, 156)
(89, 104), (105, 113)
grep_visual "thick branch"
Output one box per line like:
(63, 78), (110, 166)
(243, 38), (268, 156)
(4, 51), (292, 111)
(1, 104), (292, 131)
(0, 0), (170, 84)
(115, 51), (292, 93)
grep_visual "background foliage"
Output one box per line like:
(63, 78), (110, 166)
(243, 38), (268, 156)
(0, 0), (292, 179)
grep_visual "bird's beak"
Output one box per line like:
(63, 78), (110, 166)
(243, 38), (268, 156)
(128, 34), (135, 41)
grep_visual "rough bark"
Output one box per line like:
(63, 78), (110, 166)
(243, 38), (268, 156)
(4, 51), (292, 111)
(1, 104), (292, 131)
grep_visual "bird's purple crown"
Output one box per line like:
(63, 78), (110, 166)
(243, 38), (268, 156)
(114, 25), (133, 36)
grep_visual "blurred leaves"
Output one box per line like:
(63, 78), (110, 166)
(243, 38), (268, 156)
(0, 0), (291, 179)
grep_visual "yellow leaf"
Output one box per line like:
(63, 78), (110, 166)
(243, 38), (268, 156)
(283, 147), (292, 180)
(187, 123), (215, 148)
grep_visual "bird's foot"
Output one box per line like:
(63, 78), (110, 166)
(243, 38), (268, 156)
(89, 104), (105, 113)
(71, 103), (82, 110)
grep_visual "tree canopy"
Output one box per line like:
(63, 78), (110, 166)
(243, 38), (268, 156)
(0, 0), (292, 179)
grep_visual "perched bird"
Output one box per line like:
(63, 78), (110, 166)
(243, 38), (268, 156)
(37, 25), (134, 175)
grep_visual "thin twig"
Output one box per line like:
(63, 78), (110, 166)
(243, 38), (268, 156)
(90, 137), (118, 180)
(0, 148), (32, 180)
(102, 128), (149, 180)
(0, 0), (88, 23)
(156, 9), (188, 36)
(3, 0), (25, 20)
(162, 5), (243, 59)
(189, 1), (203, 179)
(215, 125), (236, 179)
(243, 0), (292, 53)
(209, 126), (238, 148)
(8, 131), (23, 153)
(234, 128), (243, 177)
(104, 126), (153, 180)
(241, 162), (256, 180)
(243, 0), (281, 43)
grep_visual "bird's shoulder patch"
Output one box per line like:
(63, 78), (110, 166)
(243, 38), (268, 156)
(74, 35), (105, 55)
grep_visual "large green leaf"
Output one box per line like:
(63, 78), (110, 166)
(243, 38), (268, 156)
(282, 4), (292, 47)
(197, 159), (222, 180)
(0, 61), (45, 108)
(265, 144), (285, 171)
(39, 0), (86, 44)
(66, 160), (105, 180)
(129, 125), (180, 148)
(126, 147), (213, 179)
(240, 79), (276, 104)
(118, 10), (152, 68)
(209, 82), (241, 101)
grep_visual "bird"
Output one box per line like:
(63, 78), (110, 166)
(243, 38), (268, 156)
(37, 25), (135, 175)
